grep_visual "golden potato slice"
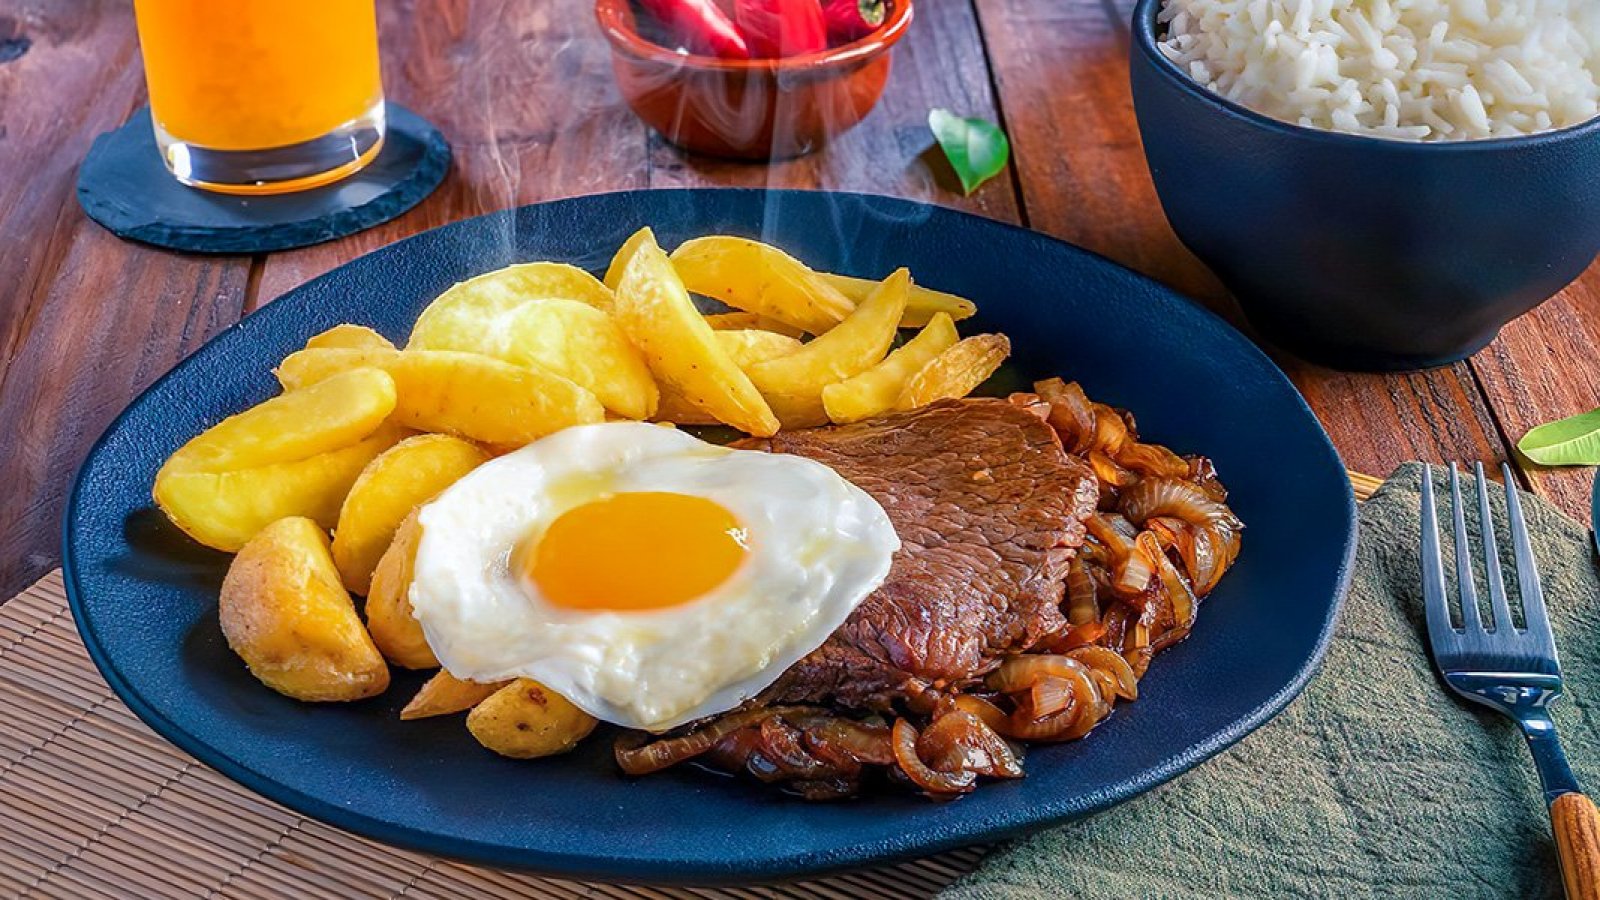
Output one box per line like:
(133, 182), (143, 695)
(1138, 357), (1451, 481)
(613, 229), (779, 437)
(365, 510), (437, 669)
(819, 272), (978, 327)
(414, 262), (617, 336)
(156, 424), (408, 552)
(713, 328), (805, 363)
(401, 671), (510, 720)
(332, 434), (489, 596)
(652, 393), (718, 426)
(703, 311), (805, 338)
(822, 312), (960, 424)
(466, 678), (598, 759)
(897, 333), (1012, 410)
(219, 517), (390, 702)
(671, 236), (854, 335)
(653, 330), (804, 426)
(154, 369), (404, 552)
(275, 347), (398, 391)
(603, 226), (654, 294)
(305, 324), (395, 351)
(411, 296), (657, 420)
(164, 367), (396, 475)
(744, 269), (910, 428)
(276, 347), (606, 445)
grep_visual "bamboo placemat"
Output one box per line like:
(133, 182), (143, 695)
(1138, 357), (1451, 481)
(0, 571), (984, 899)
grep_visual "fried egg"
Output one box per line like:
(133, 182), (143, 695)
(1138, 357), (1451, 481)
(409, 422), (899, 732)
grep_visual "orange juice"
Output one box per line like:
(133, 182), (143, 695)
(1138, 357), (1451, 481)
(133, 0), (385, 193)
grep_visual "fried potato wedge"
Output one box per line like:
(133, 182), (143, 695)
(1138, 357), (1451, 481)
(400, 670), (509, 720)
(164, 367), (396, 475)
(822, 312), (960, 424)
(897, 333), (1012, 409)
(411, 295), (657, 420)
(713, 328), (805, 364)
(603, 226), (654, 294)
(156, 424), (408, 552)
(276, 347), (396, 391)
(819, 272), (978, 327)
(332, 434), (489, 596)
(381, 351), (606, 444)
(154, 369), (403, 551)
(276, 347), (606, 445)
(702, 311), (805, 338)
(365, 510), (437, 669)
(654, 329), (804, 425)
(744, 269), (910, 428)
(414, 262), (617, 333)
(671, 236), (854, 335)
(613, 229), (779, 436)
(220, 517), (389, 702)
(305, 324), (395, 351)
(466, 678), (598, 759)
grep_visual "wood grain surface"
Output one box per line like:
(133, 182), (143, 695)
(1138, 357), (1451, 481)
(1, 0), (1596, 604)
(1554, 792), (1600, 900)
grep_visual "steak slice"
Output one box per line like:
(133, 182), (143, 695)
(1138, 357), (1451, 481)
(735, 398), (1100, 711)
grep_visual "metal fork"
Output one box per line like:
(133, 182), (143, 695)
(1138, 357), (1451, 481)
(1421, 462), (1600, 899)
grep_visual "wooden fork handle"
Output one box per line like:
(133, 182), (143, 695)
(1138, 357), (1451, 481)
(1555, 792), (1600, 900)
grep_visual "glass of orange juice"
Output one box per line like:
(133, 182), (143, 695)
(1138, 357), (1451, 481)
(133, 0), (386, 195)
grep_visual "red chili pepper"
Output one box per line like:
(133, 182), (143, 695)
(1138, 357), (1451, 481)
(636, 0), (751, 59)
(821, 0), (884, 44)
(733, 0), (828, 58)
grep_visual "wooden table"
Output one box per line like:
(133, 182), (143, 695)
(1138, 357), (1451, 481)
(2, 0), (1596, 605)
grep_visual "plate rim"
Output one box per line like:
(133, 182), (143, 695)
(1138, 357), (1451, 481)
(61, 187), (1358, 884)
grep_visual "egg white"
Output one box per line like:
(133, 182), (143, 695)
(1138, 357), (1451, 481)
(409, 422), (899, 732)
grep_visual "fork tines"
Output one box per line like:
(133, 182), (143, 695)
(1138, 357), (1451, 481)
(1418, 462), (1560, 677)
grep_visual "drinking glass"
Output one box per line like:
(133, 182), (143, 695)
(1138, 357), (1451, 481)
(133, 0), (386, 195)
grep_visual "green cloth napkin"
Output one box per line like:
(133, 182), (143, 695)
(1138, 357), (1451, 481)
(942, 463), (1600, 899)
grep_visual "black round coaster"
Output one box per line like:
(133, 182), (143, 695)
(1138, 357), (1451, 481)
(76, 103), (450, 255)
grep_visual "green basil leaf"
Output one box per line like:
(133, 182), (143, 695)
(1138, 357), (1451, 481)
(1517, 407), (1600, 466)
(928, 109), (1010, 196)
(860, 0), (885, 26)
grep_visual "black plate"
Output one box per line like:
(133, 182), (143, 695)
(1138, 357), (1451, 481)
(63, 189), (1356, 883)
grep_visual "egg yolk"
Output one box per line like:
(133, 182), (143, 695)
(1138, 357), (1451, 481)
(526, 492), (748, 611)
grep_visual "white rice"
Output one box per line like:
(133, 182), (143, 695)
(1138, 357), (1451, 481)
(1157, 0), (1600, 140)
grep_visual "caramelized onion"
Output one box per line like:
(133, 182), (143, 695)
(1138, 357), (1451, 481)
(953, 694), (1010, 732)
(987, 654), (1095, 692)
(1065, 558), (1099, 625)
(1002, 657), (1102, 736)
(1086, 514), (1136, 562)
(1152, 539), (1199, 636)
(1029, 676), (1075, 718)
(892, 719), (976, 795)
(755, 717), (836, 781)
(1115, 442), (1191, 479)
(918, 710), (1023, 779)
(1006, 693), (1106, 741)
(1101, 604), (1131, 651)
(1120, 478), (1242, 530)
(616, 708), (784, 775)
(1088, 450), (1137, 489)
(1067, 646), (1139, 700)
(1091, 404), (1129, 455)
(1048, 620), (1109, 652)
(1004, 706), (1080, 741)
(1189, 456), (1229, 502)
(1113, 534), (1157, 595)
(1035, 378), (1095, 453)
(801, 717), (894, 767)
